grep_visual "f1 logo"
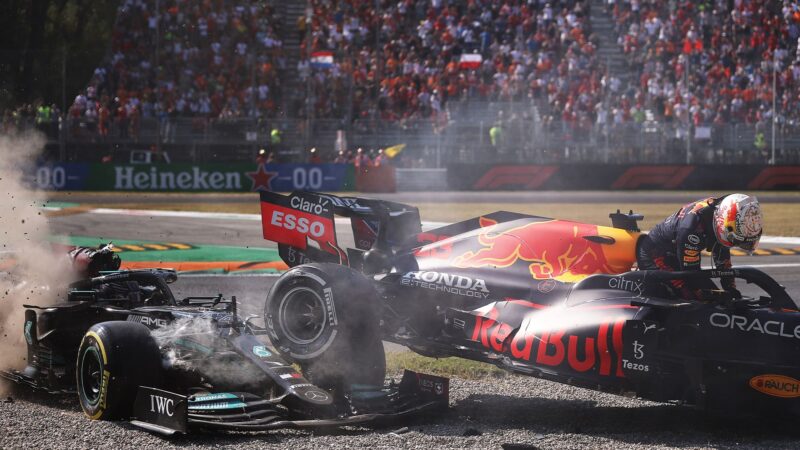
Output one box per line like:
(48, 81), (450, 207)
(473, 166), (558, 190)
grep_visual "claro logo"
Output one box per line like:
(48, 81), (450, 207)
(709, 313), (800, 340)
(270, 211), (327, 238)
(749, 374), (800, 398)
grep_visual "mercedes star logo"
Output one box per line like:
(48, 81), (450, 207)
(304, 390), (328, 401)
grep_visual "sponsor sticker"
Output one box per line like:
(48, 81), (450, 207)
(608, 277), (643, 295)
(749, 374), (800, 398)
(252, 345), (272, 358)
(24, 321), (33, 345)
(687, 234), (701, 245)
(709, 313), (800, 340)
(537, 279), (557, 293)
(401, 271), (490, 299)
(127, 315), (168, 328)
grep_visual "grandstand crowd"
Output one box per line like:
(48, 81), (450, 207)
(5, 0), (800, 161)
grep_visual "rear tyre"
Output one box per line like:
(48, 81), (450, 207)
(265, 263), (386, 389)
(76, 321), (162, 420)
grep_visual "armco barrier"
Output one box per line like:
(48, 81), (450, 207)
(32, 163), (355, 192)
(447, 164), (800, 190)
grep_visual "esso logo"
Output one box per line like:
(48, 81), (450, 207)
(271, 211), (326, 238)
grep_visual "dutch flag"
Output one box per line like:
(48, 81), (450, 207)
(311, 51), (334, 69)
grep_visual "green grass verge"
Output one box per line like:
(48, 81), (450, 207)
(385, 351), (508, 380)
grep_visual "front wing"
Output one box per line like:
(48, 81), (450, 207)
(131, 370), (449, 435)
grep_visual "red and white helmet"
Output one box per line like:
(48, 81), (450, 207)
(713, 194), (762, 252)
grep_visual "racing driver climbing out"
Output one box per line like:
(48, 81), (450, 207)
(637, 193), (763, 300)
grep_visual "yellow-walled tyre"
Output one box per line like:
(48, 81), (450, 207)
(76, 321), (162, 420)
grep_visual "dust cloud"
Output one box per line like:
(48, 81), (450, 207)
(152, 316), (271, 392)
(0, 132), (71, 391)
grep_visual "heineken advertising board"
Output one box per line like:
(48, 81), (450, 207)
(33, 163), (355, 192)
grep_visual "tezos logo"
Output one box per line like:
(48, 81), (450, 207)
(401, 271), (490, 298)
(749, 374), (800, 398)
(687, 234), (701, 245)
(608, 277), (643, 295)
(633, 340), (645, 360)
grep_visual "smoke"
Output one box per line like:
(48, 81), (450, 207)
(0, 132), (72, 391)
(151, 317), (271, 393)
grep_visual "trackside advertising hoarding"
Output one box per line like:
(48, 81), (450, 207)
(447, 164), (800, 190)
(32, 164), (355, 192)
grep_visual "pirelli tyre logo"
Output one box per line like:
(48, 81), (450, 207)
(749, 374), (800, 398)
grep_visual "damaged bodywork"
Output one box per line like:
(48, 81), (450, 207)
(1, 268), (448, 435)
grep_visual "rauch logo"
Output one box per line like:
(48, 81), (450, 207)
(749, 374), (800, 398)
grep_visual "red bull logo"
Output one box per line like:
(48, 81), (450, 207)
(452, 217), (632, 283)
(470, 305), (627, 377)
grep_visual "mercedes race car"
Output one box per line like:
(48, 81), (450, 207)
(1, 264), (448, 435)
(261, 191), (800, 417)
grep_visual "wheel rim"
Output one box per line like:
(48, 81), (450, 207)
(278, 287), (327, 345)
(79, 346), (103, 407)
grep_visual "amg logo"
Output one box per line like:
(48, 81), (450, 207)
(401, 271), (490, 298)
(709, 313), (800, 340)
(608, 277), (643, 295)
(127, 315), (168, 328)
(150, 395), (175, 416)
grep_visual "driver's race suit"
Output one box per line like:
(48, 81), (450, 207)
(636, 196), (738, 299)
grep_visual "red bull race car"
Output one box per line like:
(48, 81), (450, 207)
(262, 191), (800, 417)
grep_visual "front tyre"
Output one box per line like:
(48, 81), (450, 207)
(265, 263), (385, 389)
(76, 321), (162, 420)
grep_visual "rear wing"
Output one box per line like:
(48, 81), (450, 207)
(259, 191), (422, 268)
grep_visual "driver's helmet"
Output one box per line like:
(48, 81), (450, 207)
(69, 243), (122, 277)
(713, 194), (762, 253)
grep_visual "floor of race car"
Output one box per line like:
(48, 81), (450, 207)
(4, 371), (800, 449)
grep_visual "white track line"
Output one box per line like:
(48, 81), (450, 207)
(738, 263), (800, 269)
(85, 208), (799, 244)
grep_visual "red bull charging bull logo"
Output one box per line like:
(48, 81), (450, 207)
(452, 217), (631, 283)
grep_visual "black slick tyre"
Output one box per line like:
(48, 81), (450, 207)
(265, 263), (386, 389)
(76, 321), (163, 420)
